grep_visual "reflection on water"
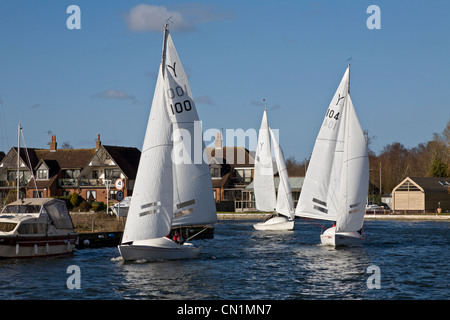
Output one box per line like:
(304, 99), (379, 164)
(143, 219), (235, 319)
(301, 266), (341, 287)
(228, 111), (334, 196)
(117, 259), (212, 299)
(0, 220), (448, 300)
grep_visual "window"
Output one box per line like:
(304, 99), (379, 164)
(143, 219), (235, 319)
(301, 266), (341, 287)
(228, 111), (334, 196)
(109, 190), (118, 200)
(7, 170), (31, 185)
(37, 169), (48, 180)
(92, 170), (98, 179)
(397, 181), (421, 192)
(105, 169), (120, 180)
(3, 205), (41, 214)
(64, 169), (80, 179)
(33, 191), (43, 198)
(236, 169), (252, 183)
(0, 222), (17, 232)
(210, 167), (221, 178)
(86, 190), (97, 202)
(18, 223), (47, 234)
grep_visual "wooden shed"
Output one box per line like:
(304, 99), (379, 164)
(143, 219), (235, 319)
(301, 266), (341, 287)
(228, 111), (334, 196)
(392, 177), (450, 213)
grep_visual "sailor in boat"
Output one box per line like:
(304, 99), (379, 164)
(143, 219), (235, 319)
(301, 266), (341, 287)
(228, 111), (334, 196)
(172, 230), (184, 244)
(264, 213), (274, 222)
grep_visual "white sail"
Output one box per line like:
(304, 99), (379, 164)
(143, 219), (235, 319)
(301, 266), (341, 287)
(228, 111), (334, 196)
(335, 94), (369, 232)
(270, 128), (294, 220)
(253, 109), (277, 212)
(295, 67), (350, 221)
(163, 32), (217, 227)
(121, 28), (216, 245)
(122, 64), (173, 243)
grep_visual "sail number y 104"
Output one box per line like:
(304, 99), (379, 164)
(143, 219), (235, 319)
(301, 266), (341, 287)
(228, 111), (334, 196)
(323, 108), (341, 130)
(167, 85), (192, 115)
(325, 108), (340, 121)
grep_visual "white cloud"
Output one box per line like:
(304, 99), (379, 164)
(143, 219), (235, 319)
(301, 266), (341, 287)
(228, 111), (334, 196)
(194, 95), (215, 106)
(92, 89), (135, 100)
(124, 4), (230, 32)
(29, 103), (42, 109)
(124, 4), (192, 32)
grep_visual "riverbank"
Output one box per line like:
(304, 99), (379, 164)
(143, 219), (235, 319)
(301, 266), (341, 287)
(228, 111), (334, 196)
(70, 212), (450, 233)
(217, 212), (450, 221)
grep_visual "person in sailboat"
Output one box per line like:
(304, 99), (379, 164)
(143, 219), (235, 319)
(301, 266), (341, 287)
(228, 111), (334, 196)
(264, 213), (274, 222)
(172, 230), (184, 244)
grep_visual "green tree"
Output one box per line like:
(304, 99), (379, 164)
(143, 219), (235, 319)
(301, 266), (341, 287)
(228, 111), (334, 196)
(70, 192), (81, 208)
(429, 156), (448, 177)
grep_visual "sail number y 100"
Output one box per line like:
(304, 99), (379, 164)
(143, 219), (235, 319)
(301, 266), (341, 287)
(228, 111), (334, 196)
(170, 100), (192, 114)
(167, 85), (192, 115)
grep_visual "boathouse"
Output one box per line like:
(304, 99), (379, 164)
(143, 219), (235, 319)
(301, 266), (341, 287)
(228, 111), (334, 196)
(391, 177), (450, 213)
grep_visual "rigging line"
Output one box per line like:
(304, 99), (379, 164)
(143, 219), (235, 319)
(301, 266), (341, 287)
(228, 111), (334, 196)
(20, 130), (39, 197)
(141, 143), (173, 154)
(300, 217), (327, 230)
(186, 226), (209, 241)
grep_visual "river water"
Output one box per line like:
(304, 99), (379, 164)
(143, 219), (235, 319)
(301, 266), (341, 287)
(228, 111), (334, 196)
(0, 219), (448, 300)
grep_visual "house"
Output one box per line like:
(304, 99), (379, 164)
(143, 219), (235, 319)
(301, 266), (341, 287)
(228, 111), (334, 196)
(246, 177), (304, 211)
(79, 141), (140, 203)
(0, 134), (140, 207)
(391, 177), (450, 213)
(205, 133), (256, 211)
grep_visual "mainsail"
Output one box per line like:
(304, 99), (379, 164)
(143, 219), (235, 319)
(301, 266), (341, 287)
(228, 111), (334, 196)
(253, 109), (277, 212)
(295, 67), (350, 221)
(121, 27), (216, 245)
(164, 32), (217, 227)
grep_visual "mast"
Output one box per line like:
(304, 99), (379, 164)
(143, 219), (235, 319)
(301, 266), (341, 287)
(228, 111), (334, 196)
(17, 123), (21, 201)
(347, 63), (351, 94)
(161, 23), (169, 78)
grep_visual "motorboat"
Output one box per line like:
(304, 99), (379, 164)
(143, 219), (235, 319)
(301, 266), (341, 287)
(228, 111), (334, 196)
(0, 198), (78, 258)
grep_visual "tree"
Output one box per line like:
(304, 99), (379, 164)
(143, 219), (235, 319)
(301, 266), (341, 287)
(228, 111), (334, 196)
(285, 156), (307, 176)
(429, 156), (448, 177)
(70, 192), (81, 208)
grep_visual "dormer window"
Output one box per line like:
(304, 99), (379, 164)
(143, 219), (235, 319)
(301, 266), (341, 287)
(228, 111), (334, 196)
(37, 168), (48, 180)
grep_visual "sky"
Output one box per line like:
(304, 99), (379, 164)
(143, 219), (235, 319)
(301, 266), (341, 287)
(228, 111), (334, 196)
(0, 0), (449, 162)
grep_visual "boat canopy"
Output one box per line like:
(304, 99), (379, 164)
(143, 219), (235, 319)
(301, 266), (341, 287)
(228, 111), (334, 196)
(2, 198), (74, 229)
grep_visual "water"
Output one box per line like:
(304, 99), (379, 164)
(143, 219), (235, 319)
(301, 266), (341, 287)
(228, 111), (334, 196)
(0, 220), (448, 300)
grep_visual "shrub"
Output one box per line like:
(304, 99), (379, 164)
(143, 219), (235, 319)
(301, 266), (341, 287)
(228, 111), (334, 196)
(70, 192), (82, 208)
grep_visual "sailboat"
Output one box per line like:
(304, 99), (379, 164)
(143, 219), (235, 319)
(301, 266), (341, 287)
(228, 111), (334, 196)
(118, 25), (217, 261)
(295, 66), (369, 246)
(253, 109), (295, 231)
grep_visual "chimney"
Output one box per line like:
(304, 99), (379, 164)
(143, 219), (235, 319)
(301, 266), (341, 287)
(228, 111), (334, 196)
(215, 132), (223, 149)
(50, 135), (57, 152)
(96, 134), (101, 150)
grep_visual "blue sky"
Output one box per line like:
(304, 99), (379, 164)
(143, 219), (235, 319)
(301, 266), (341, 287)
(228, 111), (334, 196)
(0, 0), (449, 162)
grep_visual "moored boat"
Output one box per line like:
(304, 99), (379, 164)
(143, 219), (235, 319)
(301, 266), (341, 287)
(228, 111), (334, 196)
(0, 198), (77, 258)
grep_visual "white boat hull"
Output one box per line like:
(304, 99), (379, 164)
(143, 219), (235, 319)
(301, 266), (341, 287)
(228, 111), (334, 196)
(118, 237), (202, 262)
(253, 216), (294, 231)
(0, 235), (77, 258)
(320, 227), (363, 247)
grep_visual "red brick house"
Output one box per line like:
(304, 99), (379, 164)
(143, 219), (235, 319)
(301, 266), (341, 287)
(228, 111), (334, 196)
(0, 135), (140, 207)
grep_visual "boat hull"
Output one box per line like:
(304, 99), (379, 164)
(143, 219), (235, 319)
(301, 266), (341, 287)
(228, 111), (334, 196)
(253, 216), (294, 231)
(118, 237), (202, 262)
(0, 234), (78, 259)
(320, 227), (363, 247)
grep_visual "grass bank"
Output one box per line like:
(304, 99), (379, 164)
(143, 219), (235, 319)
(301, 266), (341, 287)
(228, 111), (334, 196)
(70, 212), (125, 233)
